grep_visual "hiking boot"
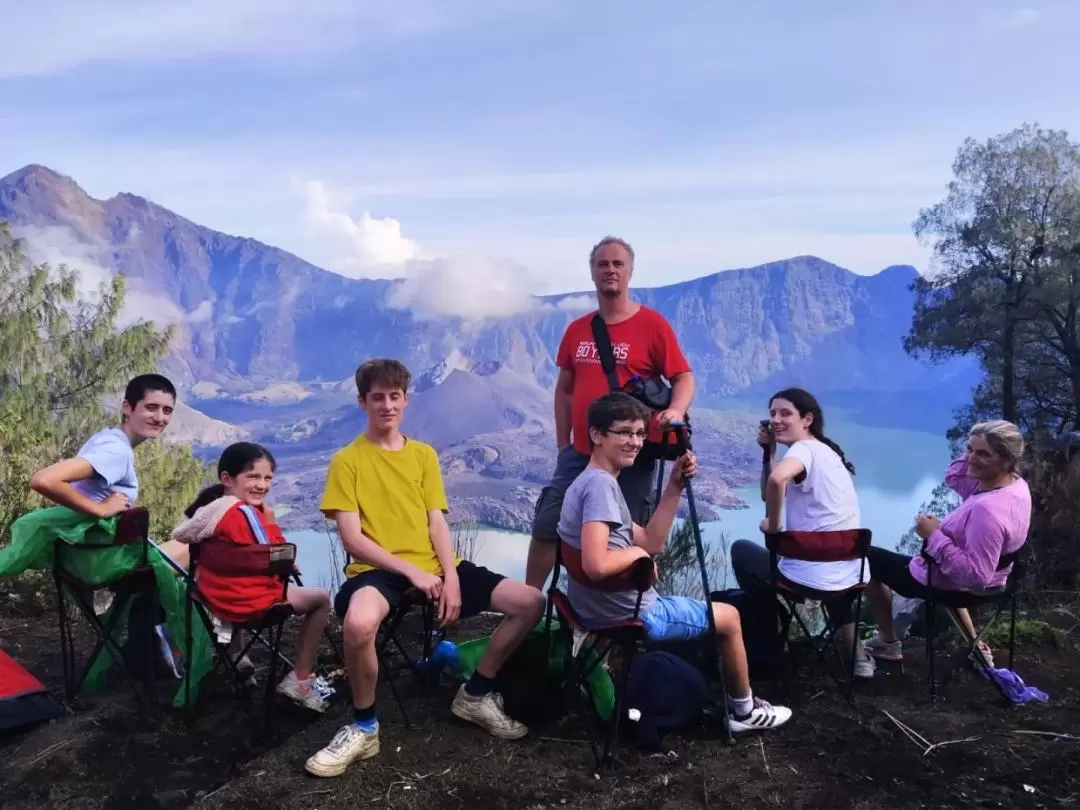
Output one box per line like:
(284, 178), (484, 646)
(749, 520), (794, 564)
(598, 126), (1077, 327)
(969, 640), (995, 669)
(276, 670), (334, 713)
(865, 632), (903, 662)
(450, 684), (528, 740)
(728, 698), (792, 733)
(305, 723), (380, 778)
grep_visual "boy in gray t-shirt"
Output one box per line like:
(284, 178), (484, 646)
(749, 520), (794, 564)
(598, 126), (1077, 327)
(556, 392), (793, 734)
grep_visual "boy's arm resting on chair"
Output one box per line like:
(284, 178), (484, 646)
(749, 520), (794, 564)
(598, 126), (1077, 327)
(582, 520), (651, 581)
(30, 458), (128, 519)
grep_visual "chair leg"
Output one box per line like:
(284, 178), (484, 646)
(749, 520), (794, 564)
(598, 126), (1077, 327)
(603, 643), (636, 767)
(1008, 595), (1017, 671)
(926, 601), (937, 702)
(55, 578), (74, 700)
(184, 590), (194, 719)
(264, 623), (283, 730)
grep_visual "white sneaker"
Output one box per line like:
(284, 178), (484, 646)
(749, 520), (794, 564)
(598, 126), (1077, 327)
(450, 684), (528, 740)
(729, 698), (792, 733)
(305, 723), (380, 778)
(853, 649), (876, 679)
(276, 670), (334, 713)
(969, 640), (995, 669)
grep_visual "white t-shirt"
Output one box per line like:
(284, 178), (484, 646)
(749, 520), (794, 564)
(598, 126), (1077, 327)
(777, 438), (864, 590)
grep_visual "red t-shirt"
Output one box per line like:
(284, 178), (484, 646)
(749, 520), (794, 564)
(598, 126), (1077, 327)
(196, 503), (288, 623)
(556, 306), (691, 455)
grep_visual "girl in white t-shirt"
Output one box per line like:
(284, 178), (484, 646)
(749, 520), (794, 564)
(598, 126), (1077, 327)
(731, 388), (875, 679)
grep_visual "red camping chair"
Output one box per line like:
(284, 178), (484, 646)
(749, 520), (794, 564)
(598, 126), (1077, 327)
(543, 539), (655, 768)
(53, 507), (158, 704)
(183, 540), (296, 729)
(764, 529), (872, 703)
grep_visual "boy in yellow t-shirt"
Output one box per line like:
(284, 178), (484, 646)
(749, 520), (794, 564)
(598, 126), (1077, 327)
(304, 358), (546, 779)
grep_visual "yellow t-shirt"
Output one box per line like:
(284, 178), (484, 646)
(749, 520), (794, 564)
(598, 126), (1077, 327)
(319, 435), (452, 578)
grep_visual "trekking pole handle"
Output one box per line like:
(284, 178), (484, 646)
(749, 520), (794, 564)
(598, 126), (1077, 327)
(668, 420), (691, 454)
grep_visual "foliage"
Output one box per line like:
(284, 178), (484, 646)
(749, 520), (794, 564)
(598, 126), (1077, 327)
(136, 439), (216, 542)
(897, 480), (962, 556)
(906, 123), (1080, 431)
(980, 618), (1065, 650)
(0, 220), (208, 544)
(654, 519), (729, 598)
(451, 519), (487, 563)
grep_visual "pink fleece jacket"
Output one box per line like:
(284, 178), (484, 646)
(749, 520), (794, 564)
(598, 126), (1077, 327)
(908, 455), (1032, 591)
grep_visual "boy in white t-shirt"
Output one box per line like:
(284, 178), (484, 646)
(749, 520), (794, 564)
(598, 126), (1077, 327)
(730, 388), (874, 678)
(31, 373), (177, 519)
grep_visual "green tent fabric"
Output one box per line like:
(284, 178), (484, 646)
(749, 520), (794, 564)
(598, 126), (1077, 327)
(453, 618), (616, 722)
(0, 507), (213, 707)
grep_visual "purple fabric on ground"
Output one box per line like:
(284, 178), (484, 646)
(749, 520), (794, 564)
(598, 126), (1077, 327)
(981, 667), (1049, 703)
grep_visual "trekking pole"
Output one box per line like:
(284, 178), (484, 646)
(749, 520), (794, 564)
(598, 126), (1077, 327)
(668, 421), (734, 743)
(669, 423), (713, 609)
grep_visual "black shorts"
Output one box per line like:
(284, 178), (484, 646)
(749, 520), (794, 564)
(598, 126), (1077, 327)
(333, 560), (506, 620)
(867, 547), (934, 600)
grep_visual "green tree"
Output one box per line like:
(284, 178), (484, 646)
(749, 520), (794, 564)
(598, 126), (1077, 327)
(907, 124), (1080, 426)
(135, 439), (215, 543)
(654, 520), (729, 598)
(0, 220), (209, 543)
(896, 479), (962, 556)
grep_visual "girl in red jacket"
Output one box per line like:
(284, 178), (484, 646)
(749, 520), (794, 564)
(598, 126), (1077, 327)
(172, 442), (333, 712)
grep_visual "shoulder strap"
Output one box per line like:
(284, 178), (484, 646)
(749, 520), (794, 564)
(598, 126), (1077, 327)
(590, 313), (622, 393)
(237, 504), (272, 545)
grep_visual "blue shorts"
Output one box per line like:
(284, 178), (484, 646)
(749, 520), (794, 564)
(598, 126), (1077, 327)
(641, 595), (711, 642)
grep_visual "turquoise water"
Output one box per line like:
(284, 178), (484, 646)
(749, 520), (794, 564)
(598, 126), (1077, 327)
(285, 418), (951, 591)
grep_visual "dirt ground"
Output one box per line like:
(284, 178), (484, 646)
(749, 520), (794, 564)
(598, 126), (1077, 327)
(2, 585), (1079, 810)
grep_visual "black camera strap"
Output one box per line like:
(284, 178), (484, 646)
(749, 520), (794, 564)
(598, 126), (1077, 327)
(590, 313), (622, 394)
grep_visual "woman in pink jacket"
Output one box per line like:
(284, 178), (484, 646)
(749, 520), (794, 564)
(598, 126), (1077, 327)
(864, 420), (1031, 667)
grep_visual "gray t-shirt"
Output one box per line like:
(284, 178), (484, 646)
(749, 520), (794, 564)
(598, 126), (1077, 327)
(71, 427), (139, 504)
(557, 466), (657, 629)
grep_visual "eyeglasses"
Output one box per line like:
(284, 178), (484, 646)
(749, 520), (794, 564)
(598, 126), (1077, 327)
(606, 428), (648, 442)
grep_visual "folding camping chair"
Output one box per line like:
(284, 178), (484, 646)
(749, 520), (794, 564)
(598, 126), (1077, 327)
(375, 587), (441, 728)
(921, 543), (1027, 703)
(53, 507), (157, 704)
(764, 528), (872, 703)
(544, 539), (654, 768)
(183, 539), (296, 729)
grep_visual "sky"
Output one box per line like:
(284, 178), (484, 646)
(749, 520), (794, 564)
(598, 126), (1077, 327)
(1, 0), (1078, 302)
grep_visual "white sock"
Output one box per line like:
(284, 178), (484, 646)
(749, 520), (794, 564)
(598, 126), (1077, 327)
(728, 693), (754, 717)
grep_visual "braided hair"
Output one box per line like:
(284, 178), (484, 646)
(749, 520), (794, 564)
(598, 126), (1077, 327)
(769, 388), (856, 475)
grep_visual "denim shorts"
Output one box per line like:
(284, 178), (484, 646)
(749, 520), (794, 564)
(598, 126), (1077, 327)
(640, 595), (711, 642)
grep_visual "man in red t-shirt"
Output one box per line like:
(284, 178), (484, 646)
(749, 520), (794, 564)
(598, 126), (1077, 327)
(525, 236), (695, 589)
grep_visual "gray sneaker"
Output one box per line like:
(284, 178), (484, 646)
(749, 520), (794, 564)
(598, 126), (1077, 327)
(305, 724), (380, 778)
(450, 685), (528, 740)
(865, 632), (903, 662)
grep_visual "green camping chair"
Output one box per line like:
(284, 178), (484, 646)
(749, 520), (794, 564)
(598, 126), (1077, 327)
(53, 507), (158, 704)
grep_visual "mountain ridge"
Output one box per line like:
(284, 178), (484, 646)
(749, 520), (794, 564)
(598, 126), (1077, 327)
(0, 162), (977, 530)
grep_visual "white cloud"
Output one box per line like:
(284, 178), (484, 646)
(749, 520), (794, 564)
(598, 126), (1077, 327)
(553, 294), (595, 312)
(993, 7), (1043, 29)
(11, 224), (214, 328)
(302, 180), (543, 320)
(301, 180), (421, 277)
(387, 255), (539, 321)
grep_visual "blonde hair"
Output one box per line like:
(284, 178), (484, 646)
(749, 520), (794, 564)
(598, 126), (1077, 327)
(969, 420), (1024, 472)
